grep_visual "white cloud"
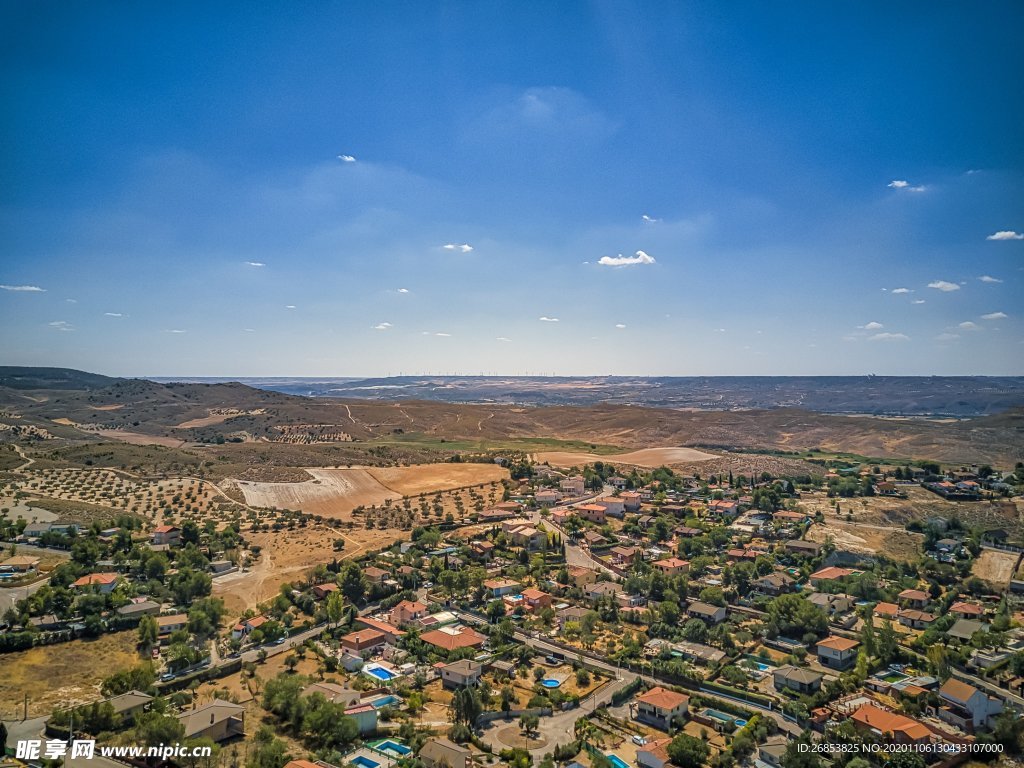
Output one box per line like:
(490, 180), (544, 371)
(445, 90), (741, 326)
(935, 333), (960, 342)
(888, 179), (925, 192)
(868, 332), (909, 342)
(986, 230), (1023, 241)
(978, 275), (1003, 283)
(244, 328), (256, 332)
(891, 288), (912, 294)
(285, 305), (296, 309)
(539, 316), (560, 322)
(434, 332), (452, 337)
(337, 155), (356, 163)
(397, 288), (409, 293)
(928, 280), (960, 292)
(373, 322), (392, 330)
(442, 243), (473, 252)
(48, 320), (74, 332)
(65, 298), (77, 303)
(1, 284), (45, 292)
(981, 312), (1008, 320)
(104, 312), (125, 317)
(165, 329), (186, 334)
(860, 322), (884, 330)
(245, 261), (265, 267)
(912, 299), (926, 304)
(959, 321), (981, 331)
(642, 214), (660, 223)
(615, 323), (626, 329)
(716, 328), (726, 333)
(496, 336), (512, 342)
(597, 250), (656, 267)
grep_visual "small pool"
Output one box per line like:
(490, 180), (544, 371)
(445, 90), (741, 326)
(371, 740), (412, 757)
(742, 653), (777, 670)
(370, 695), (400, 708)
(735, 719), (747, 727)
(704, 709), (735, 724)
(607, 755), (630, 768)
(541, 679), (561, 688)
(364, 664), (396, 682)
(351, 757), (380, 768)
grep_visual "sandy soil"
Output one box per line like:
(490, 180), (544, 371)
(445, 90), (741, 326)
(534, 446), (718, 468)
(805, 520), (924, 562)
(972, 549), (1020, 588)
(95, 429), (186, 448)
(175, 414), (235, 429)
(236, 464), (509, 518)
(0, 632), (140, 718)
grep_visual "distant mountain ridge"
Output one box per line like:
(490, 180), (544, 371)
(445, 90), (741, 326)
(0, 366), (121, 390)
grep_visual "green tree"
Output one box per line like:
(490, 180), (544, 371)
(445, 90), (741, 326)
(137, 615), (158, 649)
(781, 733), (820, 768)
(449, 686), (482, 726)
(666, 733), (710, 768)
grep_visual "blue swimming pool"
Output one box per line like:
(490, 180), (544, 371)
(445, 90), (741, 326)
(372, 740), (412, 757)
(351, 757), (380, 768)
(704, 708), (735, 724)
(541, 679), (561, 688)
(735, 719), (747, 728)
(370, 695), (400, 708)
(364, 664), (396, 681)
(607, 755), (630, 768)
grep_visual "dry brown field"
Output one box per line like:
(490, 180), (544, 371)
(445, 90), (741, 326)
(535, 446), (718, 468)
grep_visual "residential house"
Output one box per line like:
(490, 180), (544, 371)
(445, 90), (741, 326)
(773, 665), (823, 694)
(71, 573), (120, 593)
(439, 659), (483, 689)
(535, 489), (562, 506)
(685, 601), (727, 624)
(784, 540), (822, 557)
(808, 593), (855, 616)
(620, 491), (642, 512)
(557, 605), (591, 630)
(232, 615), (269, 639)
(354, 617), (404, 644)
(583, 531), (609, 547)
(508, 525), (547, 551)
(177, 700), (245, 742)
(754, 572), (796, 596)
(947, 619), (988, 643)
(420, 625), (486, 652)
(419, 738), (472, 768)
(390, 600), (428, 627)
(898, 609), (936, 630)
(116, 599), (161, 618)
(587, 581), (624, 603)
(340, 629), (387, 655)
(609, 546), (643, 566)
(483, 578), (521, 598)
(636, 738), (672, 768)
(757, 738), (788, 768)
(874, 602), (900, 621)
(156, 613), (189, 637)
(706, 499), (739, 520)
(105, 691), (153, 724)
(151, 525), (181, 547)
(312, 582), (339, 600)
(343, 703), (377, 734)
(808, 567), (854, 587)
(469, 541), (495, 561)
(652, 557), (690, 577)
(850, 704), (931, 745)
(363, 566), (389, 586)
(950, 601), (984, 620)
(634, 686), (690, 730)
(567, 565), (599, 588)
(0, 555), (40, 572)
(815, 636), (860, 670)
(574, 504), (607, 523)
(560, 476), (586, 496)
(521, 587), (552, 613)
(937, 678), (1003, 731)
(302, 682), (361, 707)
(597, 498), (625, 517)
(898, 589), (930, 610)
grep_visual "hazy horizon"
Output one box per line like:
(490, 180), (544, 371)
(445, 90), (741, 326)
(2, 3), (1022, 376)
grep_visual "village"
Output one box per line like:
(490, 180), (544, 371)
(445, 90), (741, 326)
(1, 454), (1024, 768)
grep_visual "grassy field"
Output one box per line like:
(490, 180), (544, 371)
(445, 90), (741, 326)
(20, 497), (132, 527)
(0, 631), (140, 718)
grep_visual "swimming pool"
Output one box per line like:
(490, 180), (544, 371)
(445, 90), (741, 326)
(607, 755), (630, 768)
(370, 695), (400, 708)
(735, 719), (747, 728)
(704, 709), (736, 724)
(351, 757), (380, 768)
(371, 740), (412, 757)
(541, 679), (561, 688)
(364, 663), (397, 682)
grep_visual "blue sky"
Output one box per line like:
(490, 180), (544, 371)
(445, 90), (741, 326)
(1, 2), (1022, 376)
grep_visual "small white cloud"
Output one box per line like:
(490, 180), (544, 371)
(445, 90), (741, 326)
(860, 321), (884, 330)
(978, 275), (1003, 283)
(165, 329), (187, 334)
(641, 214), (660, 223)
(891, 288), (912, 294)
(598, 250), (656, 267)
(928, 280), (960, 292)
(888, 179), (925, 192)
(868, 332), (909, 342)
(912, 299), (926, 304)
(986, 230), (1023, 241)
(935, 333), (960, 342)
(244, 328), (256, 332)
(65, 298), (77, 303)
(959, 321), (981, 331)
(615, 323), (626, 329)
(981, 312), (1007, 320)
(434, 332), (452, 337)
(48, 320), (74, 332)
(245, 261), (265, 267)
(496, 336), (512, 342)
(104, 312), (125, 317)
(373, 322), (393, 330)
(397, 288), (409, 293)
(337, 155), (356, 163)
(285, 305), (296, 309)
(442, 243), (473, 252)
(539, 316), (560, 322)
(1, 284), (45, 292)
